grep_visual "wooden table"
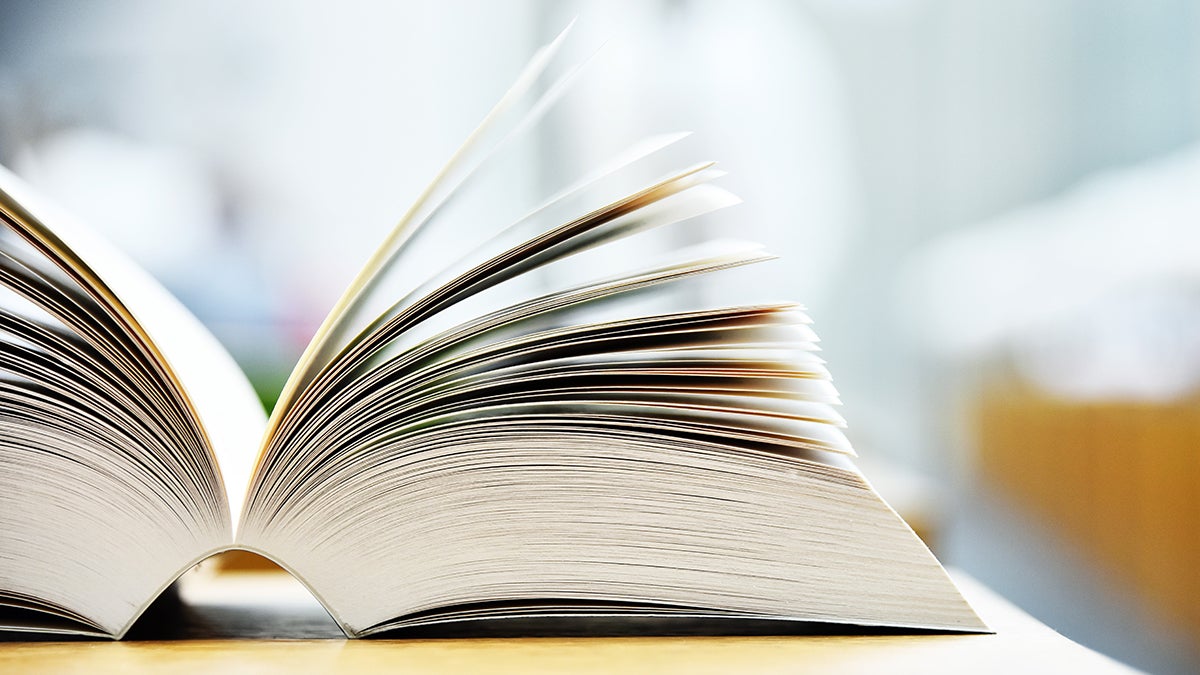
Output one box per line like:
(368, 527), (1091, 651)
(0, 570), (1138, 673)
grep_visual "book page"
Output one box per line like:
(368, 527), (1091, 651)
(0, 165), (265, 530)
(260, 24), (578, 458)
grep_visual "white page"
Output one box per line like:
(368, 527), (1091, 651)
(0, 164), (265, 532)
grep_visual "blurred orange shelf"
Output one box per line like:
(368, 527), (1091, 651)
(976, 381), (1200, 643)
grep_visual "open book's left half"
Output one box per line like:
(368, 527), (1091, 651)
(0, 163), (266, 637)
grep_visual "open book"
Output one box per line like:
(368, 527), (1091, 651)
(0, 29), (984, 639)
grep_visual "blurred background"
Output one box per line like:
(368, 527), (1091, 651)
(1, 0), (1197, 671)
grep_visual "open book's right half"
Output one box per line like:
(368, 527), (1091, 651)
(231, 27), (987, 638)
(0, 26), (986, 639)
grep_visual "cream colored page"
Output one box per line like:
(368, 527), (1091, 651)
(0, 165), (265, 530)
(261, 24), (577, 453)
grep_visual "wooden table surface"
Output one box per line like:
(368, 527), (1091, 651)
(0, 569), (1137, 673)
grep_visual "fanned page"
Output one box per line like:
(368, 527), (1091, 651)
(0, 168), (267, 524)
(240, 27), (987, 637)
(255, 24), (581, 453)
(0, 165), (263, 638)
